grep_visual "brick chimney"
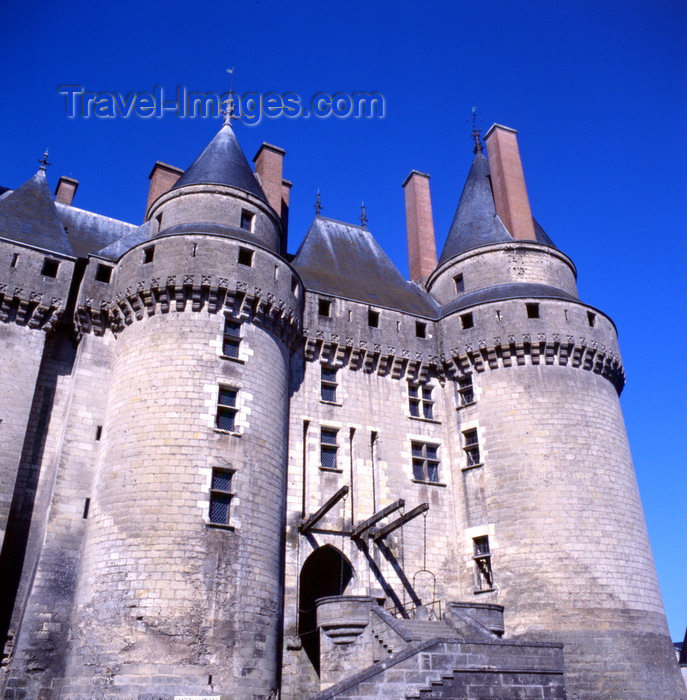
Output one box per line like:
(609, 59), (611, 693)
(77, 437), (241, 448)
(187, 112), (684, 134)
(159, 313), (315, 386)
(402, 170), (437, 284)
(146, 162), (184, 217)
(253, 144), (285, 212)
(484, 124), (536, 241)
(253, 143), (289, 242)
(55, 176), (79, 206)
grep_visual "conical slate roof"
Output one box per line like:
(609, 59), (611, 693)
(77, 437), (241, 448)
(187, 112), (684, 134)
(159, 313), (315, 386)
(292, 216), (438, 317)
(438, 151), (555, 264)
(438, 152), (511, 264)
(0, 169), (74, 256)
(171, 124), (267, 201)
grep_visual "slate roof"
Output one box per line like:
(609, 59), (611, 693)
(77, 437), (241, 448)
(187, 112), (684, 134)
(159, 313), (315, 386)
(441, 282), (577, 315)
(171, 124), (267, 202)
(96, 221), (151, 260)
(56, 203), (138, 258)
(292, 217), (438, 317)
(438, 152), (555, 264)
(0, 170), (74, 256)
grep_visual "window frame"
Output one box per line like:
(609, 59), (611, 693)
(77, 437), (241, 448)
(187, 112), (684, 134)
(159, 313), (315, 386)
(473, 535), (495, 592)
(320, 365), (339, 404)
(411, 441), (441, 484)
(320, 427), (340, 471)
(221, 317), (242, 360)
(240, 209), (255, 232)
(456, 374), (475, 407)
(408, 382), (434, 420)
(462, 428), (482, 468)
(215, 386), (239, 433)
(208, 467), (235, 528)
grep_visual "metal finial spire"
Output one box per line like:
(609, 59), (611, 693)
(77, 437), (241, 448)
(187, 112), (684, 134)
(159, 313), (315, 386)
(222, 68), (239, 126)
(38, 148), (51, 170)
(314, 190), (323, 215)
(360, 202), (368, 229)
(469, 106), (483, 154)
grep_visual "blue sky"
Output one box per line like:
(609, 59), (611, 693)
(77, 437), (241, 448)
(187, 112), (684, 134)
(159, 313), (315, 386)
(1, 1), (684, 639)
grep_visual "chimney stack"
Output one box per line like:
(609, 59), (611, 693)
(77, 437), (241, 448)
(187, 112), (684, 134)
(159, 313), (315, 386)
(146, 162), (184, 217)
(253, 143), (289, 244)
(55, 176), (79, 206)
(402, 170), (437, 284)
(484, 124), (536, 241)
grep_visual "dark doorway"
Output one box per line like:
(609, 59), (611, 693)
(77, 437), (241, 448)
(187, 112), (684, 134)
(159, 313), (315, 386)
(298, 545), (353, 674)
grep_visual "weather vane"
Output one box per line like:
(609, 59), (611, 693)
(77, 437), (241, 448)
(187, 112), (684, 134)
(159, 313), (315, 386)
(469, 106), (483, 154)
(360, 202), (368, 229)
(38, 148), (51, 171)
(314, 190), (323, 215)
(222, 67), (239, 126)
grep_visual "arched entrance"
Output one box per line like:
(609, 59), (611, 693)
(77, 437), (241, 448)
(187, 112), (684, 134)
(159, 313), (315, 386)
(298, 545), (353, 674)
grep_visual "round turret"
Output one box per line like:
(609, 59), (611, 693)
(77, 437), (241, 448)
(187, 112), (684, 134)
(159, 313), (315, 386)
(62, 127), (302, 699)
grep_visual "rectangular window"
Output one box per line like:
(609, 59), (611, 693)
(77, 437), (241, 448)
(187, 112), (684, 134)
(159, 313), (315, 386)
(209, 468), (234, 525)
(240, 210), (254, 232)
(143, 245), (155, 264)
(409, 383), (434, 420)
(457, 375), (474, 406)
(238, 247), (254, 266)
(95, 263), (113, 283)
(318, 298), (331, 317)
(411, 441), (440, 483)
(321, 365), (338, 403)
(415, 321), (427, 338)
(216, 387), (238, 432)
(463, 429), (481, 467)
(320, 428), (339, 470)
(473, 536), (494, 591)
(368, 309), (380, 327)
(587, 311), (596, 327)
(41, 258), (59, 277)
(460, 312), (474, 329)
(526, 303), (540, 319)
(222, 318), (241, 359)
(454, 273), (465, 294)
(10, 253), (19, 268)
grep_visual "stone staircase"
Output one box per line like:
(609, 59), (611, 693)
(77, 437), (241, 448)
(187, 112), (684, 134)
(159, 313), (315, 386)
(310, 636), (565, 700)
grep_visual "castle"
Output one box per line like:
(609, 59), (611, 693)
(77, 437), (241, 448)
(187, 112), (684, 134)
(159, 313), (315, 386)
(0, 114), (683, 700)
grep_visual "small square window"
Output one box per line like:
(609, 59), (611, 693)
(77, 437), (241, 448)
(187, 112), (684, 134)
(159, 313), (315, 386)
(457, 375), (475, 406)
(411, 441), (440, 483)
(473, 536), (494, 591)
(368, 309), (380, 328)
(240, 210), (254, 232)
(526, 303), (540, 319)
(415, 321), (427, 338)
(409, 383), (434, 420)
(318, 298), (331, 317)
(238, 247), (254, 266)
(460, 312), (474, 330)
(143, 246), (155, 264)
(216, 387), (238, 432)
(454, 273), (465, 294)
(95, 263), (113, 283)
(41, 258), (59, 278)
(321, 365), (338, 403)
(209, 468), (234, 525)
(320, 428), (339, 470)
(222, 318), (241, 359)
(587, 311), (596, 327)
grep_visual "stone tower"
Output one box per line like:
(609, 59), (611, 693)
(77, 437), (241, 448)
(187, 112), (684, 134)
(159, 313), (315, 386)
(425, 124), (681, 698)
(0, 118), (682, 700)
